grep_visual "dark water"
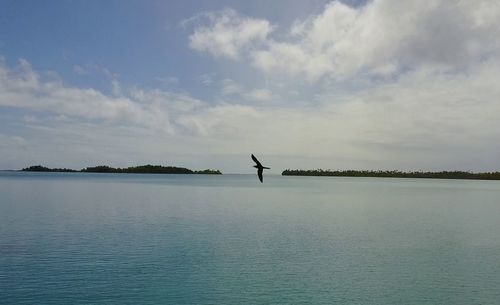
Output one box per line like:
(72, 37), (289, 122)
(1, 172), (500, 304)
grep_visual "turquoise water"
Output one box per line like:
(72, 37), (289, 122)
(1, 172), (500, 304)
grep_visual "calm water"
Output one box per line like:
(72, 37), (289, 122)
(1, 172), (500, 305)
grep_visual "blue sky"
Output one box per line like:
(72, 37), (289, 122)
(1, 0), (500, 172)
(1, 0), (341, 94)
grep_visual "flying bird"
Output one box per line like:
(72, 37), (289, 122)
(251, 154), (270, 183)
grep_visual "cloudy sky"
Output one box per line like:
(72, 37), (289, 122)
(1, 0), (500, 173)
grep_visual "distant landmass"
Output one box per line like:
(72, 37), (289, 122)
(22, 165), (222, 175)
(282, 169), (500, 180)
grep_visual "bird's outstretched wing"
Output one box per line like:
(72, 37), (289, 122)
(251, 154), (262, 167)
(257, 168), (263, 183)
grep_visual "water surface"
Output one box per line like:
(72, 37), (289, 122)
(1, 172), (499, 304)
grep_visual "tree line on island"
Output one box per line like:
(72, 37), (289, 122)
(20, 165), (500, 180)
(22, 165), (222, 175)
(282, 169), (500, 180)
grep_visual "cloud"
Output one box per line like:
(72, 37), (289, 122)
(0, 133), (30, 170)
(187, 8), (273, 59)
(111, 79), (121, 96)
(166, 57), (500, 171)
(73, 65), (87, 75)
(263, 0), (500, 79)
(243, 88), (273, 102)
(199, 73), (216, 86)
(177, 103), (261, 137)
(219, 78), (243, 95)
(188, 1), (500, 80)
(72, 63), (118, 79)
(3, 0), (500, 173)
(0, 59), (203, 134)
(217, 79), (276, 103)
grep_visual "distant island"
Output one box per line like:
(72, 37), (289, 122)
(282, 169), (500, 180)
(22, 165), (222, 175)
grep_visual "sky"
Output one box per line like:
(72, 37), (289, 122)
(1, 0), (500, 173)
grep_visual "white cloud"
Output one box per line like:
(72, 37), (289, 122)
(73, 65), (87, 75)
(72, 63), (117, 79)
(217, 79), (276, 103)
(111, 79), (121, 96)
(0, 59), (203, 134)
(220, 78), (243, 95)
(263, 0), (500, 79)
(199, 73), (216, 86)
(189, 1), (500, 80)
(177, 103), (261, 137)
(166, 57), (500, 171)
(187, 8), (273, 59)
(243, 88), (273, 102)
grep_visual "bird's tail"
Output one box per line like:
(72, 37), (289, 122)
(263, 167), (270, 169)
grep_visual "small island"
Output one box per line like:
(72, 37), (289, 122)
(21, 165), (78, 172)
(282, 169), (500, 180)
(22, 165), (222, 175)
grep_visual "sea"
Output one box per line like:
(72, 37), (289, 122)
(1, 171), (499, 305)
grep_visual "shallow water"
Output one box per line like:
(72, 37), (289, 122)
(1, 172), (500, 304)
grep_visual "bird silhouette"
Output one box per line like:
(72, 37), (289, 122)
(251, 154), (270, 183)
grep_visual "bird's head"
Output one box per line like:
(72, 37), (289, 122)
(253, 165), (258, 168)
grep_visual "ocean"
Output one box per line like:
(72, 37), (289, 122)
(1, 171), (499, 304)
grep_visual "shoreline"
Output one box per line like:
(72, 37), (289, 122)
(282, 169), (500, 181)
(20, 165), (222, 175)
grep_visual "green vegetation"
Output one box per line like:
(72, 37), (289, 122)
(282, 169), (500, 180)
(81, 165), (194, 174)
(22, 164), (222, 175)
(193, 169), (222, 175)
(22, 165), (77, 172)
